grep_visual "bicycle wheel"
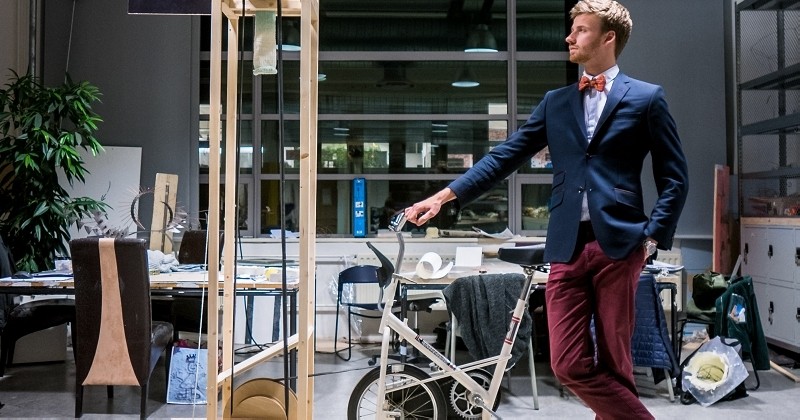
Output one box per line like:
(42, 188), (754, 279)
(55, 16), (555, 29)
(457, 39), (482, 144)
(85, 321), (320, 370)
(347, 364), (447, 420)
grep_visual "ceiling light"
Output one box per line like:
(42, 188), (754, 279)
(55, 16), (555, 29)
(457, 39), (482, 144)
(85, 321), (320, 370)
(280, 21), (301, 51)
(465, 24), (498, 53)
(452, 66), (480, 88)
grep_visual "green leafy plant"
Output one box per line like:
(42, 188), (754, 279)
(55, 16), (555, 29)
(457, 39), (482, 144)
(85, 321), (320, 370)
(0, 71), (108, 272)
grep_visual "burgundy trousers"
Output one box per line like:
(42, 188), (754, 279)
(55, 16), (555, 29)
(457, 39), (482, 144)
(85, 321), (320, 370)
(546, 239), (654, 420)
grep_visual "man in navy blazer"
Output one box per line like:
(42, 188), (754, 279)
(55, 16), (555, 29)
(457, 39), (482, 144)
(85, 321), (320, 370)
(405, 1), (688, 418)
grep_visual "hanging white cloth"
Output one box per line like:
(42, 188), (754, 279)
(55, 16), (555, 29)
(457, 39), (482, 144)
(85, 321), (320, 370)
(253, 11), (277, 75)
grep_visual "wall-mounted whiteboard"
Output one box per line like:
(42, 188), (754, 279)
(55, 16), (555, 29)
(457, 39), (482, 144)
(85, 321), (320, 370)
(59, 146), (142, 239)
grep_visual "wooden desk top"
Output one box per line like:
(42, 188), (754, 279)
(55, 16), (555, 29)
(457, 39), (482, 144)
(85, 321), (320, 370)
(0, 271), (299, 291)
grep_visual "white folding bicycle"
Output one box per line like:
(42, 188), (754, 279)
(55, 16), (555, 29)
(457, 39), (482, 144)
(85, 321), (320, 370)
(347, 212), (548, 420)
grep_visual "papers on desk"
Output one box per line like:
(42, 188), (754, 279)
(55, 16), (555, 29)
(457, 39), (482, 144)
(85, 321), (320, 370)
(644, 260), (684, 274)
(415, 252), (453, 280)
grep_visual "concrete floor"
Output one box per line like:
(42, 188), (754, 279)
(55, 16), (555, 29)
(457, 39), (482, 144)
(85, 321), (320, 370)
(1, 339), (800, 419)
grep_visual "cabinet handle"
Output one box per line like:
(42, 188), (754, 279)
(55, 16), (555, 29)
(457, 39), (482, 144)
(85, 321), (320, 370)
(796, 308), (800, 322)
(744, 243), (749, 264)
(768, 244), (773, 258)
(769, 301), (774, 325)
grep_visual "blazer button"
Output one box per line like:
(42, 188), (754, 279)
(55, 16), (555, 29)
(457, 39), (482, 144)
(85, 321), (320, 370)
(578, 187), (585, 193)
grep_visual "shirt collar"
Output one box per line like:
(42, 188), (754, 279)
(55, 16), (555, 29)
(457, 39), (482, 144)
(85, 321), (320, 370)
(582, 65), (619, 92)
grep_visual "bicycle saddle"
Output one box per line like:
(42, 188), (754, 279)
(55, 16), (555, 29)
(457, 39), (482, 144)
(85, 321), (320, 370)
(497, 244), (546, 267)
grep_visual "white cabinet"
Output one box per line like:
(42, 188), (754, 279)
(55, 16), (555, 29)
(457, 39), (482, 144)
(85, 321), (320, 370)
(740, 218), (800, 351)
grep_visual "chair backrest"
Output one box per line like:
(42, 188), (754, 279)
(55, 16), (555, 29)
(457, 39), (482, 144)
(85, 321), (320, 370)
(337, 265), (381, 306)
(70, 237), (152, 387)
(365, 241), (394, 288)
(178, 230), (224, 264)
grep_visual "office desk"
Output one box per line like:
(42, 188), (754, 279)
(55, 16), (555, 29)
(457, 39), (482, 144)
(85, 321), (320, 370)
(0, 271), (299, 348)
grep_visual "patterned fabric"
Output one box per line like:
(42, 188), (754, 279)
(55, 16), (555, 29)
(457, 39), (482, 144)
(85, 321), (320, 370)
(631, 274), (679, 377)
(578, 74), (606, 91)
(443, 273), (532, 367)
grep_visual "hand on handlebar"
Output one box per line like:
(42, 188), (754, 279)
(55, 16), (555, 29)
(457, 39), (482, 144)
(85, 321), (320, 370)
(405, 188), (455, 226)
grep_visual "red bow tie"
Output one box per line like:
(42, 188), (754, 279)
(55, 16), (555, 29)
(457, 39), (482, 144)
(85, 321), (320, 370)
(579, 74), (606, 92)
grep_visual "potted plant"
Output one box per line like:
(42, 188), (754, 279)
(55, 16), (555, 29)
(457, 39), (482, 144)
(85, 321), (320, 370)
(0, 71), (108, 272)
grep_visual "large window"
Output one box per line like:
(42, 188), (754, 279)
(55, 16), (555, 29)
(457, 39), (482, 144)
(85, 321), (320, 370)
(199, 0), (576, 236)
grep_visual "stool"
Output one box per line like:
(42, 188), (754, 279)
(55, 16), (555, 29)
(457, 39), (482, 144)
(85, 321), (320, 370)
(0, 298), (75, 376)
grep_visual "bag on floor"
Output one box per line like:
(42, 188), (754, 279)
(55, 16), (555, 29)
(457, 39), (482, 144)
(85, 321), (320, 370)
(679, 336), (748, 407)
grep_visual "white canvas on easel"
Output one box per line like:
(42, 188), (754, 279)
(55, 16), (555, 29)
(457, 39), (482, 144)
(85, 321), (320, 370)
(59, 146), (142, 241)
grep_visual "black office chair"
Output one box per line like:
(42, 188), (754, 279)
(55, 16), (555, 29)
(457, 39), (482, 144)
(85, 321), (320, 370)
(333, 242), (394, 361)
(152, 230), (223, 341)
(0, 233), (76, 377)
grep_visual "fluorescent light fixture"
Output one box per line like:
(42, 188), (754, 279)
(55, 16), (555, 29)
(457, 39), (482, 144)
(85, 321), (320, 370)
(280, 21), (301, 51)
(452, 66), (480, 88)
(465, 24), (498, 53)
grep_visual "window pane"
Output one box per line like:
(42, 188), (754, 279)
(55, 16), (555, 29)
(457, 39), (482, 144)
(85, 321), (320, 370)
(516, 61), (574, 114)
(200, 120), (253, 175)
(260, 61), (301, 114)
(516, 0), (571, 51)
(261, 121), (300, 174)
(263, 120), (509, 176)
(199, 60), (254, 115)
(319, 1), (508, 52)
(454, 181), (509, 233)
(319, 61), (507, 114)
(260, 179), (349, 235)
(368, 180), (508, 234)
(521, 183), (551, 232)
(198, 183), (250, 232)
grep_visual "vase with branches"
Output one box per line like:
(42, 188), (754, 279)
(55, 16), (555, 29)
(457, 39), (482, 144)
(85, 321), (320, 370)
(0, 71), (109, 272)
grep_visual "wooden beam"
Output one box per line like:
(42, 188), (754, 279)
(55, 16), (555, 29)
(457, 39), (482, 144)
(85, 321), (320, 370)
(205, 1), (224, 418)
(296, 3), (319, 418)
(218, 15), (241, 414)
(217, 335), (299, 382)
(222, 0), (302, 17)
(770, 360), (800, 383)
(712, 165), (731, 273)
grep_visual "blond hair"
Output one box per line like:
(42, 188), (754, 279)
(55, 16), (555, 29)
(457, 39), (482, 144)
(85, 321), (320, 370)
(570, 0), (633, 58)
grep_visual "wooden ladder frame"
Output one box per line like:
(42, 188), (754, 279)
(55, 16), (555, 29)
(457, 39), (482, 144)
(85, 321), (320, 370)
(206, 1), (319, 418)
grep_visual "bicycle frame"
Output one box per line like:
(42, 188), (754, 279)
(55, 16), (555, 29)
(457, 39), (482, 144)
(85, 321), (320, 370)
(373, 266), (541, 420)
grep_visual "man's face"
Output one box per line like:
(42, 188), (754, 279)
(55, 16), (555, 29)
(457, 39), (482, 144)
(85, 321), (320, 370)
(566, 14), (611, 65)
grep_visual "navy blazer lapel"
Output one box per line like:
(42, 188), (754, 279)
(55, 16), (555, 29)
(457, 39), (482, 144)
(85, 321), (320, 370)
(570, 85), (587, 139)
(595, 73), (630, 136)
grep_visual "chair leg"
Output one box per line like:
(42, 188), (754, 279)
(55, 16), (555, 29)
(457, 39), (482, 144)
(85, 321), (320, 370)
(0, 338), (9, 377)
(663, 368), (675, 402)
(347, 308), (355, 361)
(167, 346), (173, 381)
(528, 336), (539, 410)
(333, 301), (347, 361)
(140, 383), (148, 419)
(107, 385), (114, 399)
(75, 384), (83, 418)
(450, 316), (458, 363)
